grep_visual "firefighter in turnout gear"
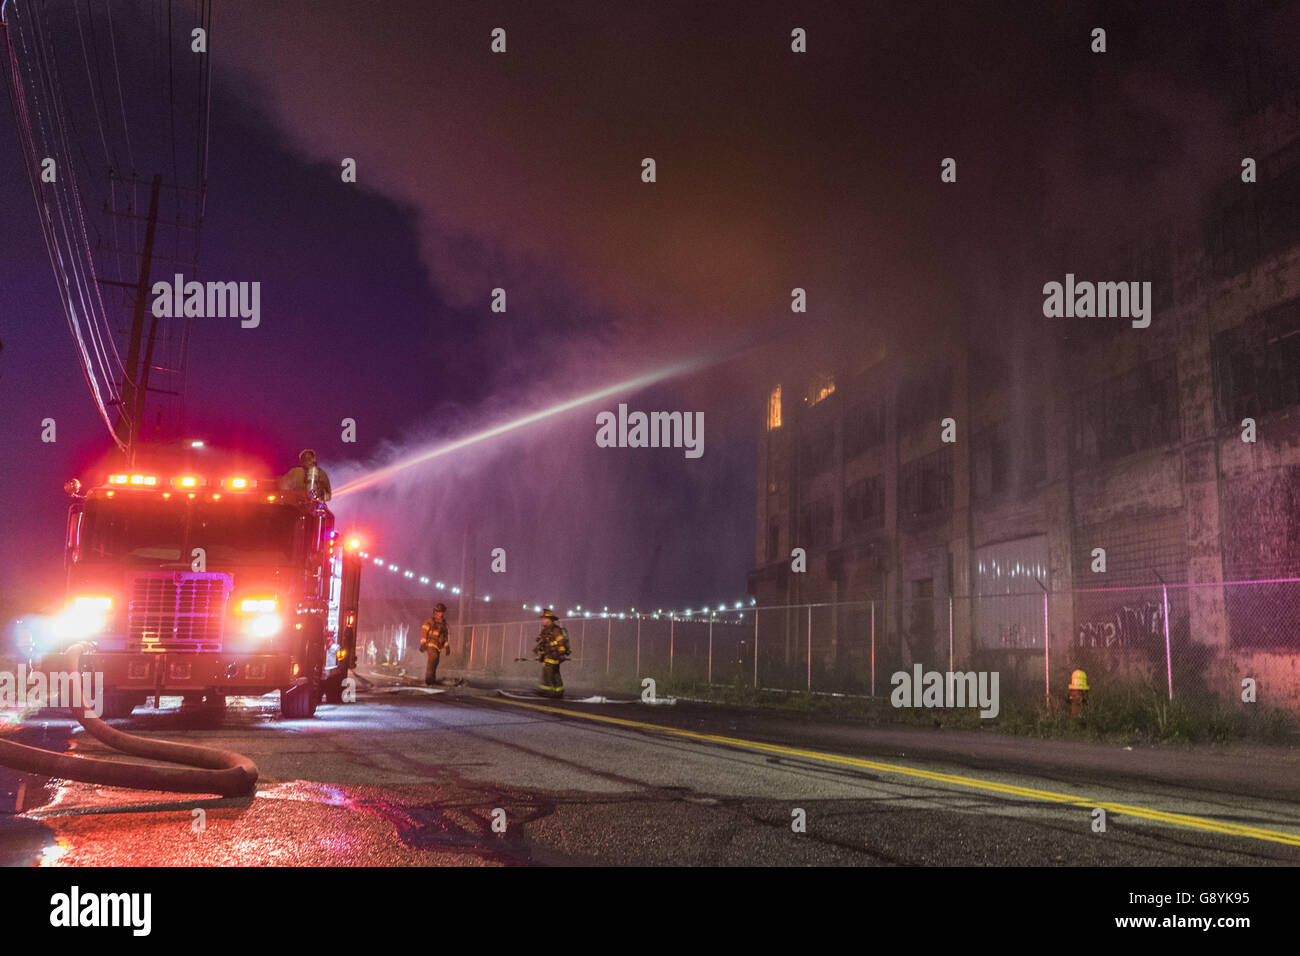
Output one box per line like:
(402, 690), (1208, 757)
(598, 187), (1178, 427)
(534, 609), (571, 698)
(279, 448), (332, 501)
(420, 603), (450, 685)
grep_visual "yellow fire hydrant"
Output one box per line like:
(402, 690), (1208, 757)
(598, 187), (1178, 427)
(1068, 669), (1090, 717)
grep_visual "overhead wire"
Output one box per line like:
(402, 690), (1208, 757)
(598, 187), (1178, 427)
(3, 9), (122, 447)
(28, 1), (124, 401)
(4, 0), (210, 450)
(104, 1), (136, 257)
(34, 0), (126, 388)
(80, 0), (127, 287)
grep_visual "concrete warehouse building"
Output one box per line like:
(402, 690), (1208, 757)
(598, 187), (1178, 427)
(749, 91), (1300, 708)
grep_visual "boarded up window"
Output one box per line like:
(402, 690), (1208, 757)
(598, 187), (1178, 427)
(973, 535), (1048, 649)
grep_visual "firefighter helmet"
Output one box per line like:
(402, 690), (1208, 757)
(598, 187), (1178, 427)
(1069, 669), (1089, 691)
(299, 448), (318, 464)
(541, 609), (558, 620)
(434, 603), (447, 613)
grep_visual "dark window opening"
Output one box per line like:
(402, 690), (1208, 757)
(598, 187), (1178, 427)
(1213, 298), (1300, 425)
(845, 475), (885, 533)
(797, 498), (835, 550)
(899, 447), (953, 522)
(1072, 359), (1180, 463)
(843, 400), (886, 459)
(797, 421), (837, 476)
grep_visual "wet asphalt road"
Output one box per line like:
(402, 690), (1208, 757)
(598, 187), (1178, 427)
(2, 672), (1300, 866)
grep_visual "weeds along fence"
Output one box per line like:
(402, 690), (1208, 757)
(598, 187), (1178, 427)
(357, 578), (1300, 712)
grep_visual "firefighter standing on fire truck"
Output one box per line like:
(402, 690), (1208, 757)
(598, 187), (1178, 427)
(421, 603), (451, 685)
(534, 609), (571, 698)
(279, 449), (332, 501)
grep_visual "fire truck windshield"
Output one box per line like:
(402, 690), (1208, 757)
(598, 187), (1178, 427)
(79, 497), (306, 567)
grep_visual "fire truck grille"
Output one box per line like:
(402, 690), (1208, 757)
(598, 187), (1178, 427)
(127, 573), (231, 652)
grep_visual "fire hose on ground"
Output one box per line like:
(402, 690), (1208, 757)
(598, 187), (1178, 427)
(0, 644), (258, 798)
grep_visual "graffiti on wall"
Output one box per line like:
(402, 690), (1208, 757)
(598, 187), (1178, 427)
(1076, 601), (1164, 647)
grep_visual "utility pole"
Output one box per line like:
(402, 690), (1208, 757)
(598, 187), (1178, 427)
(457, 527), (471, 632)
(115, 174), (163, 465)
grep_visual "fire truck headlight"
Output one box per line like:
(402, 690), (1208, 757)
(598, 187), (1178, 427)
(236, 596), (281, 637)
(54, 596), (113, 640)
(245, 613), (283, 638)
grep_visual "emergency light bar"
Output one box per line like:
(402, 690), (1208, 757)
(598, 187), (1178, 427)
(108, 473), (159, 486)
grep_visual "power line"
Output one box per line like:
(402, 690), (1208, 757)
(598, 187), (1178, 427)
(4, 35), (122, 445)
(72, 2), (113, 177)
(29, 1), (124, 395)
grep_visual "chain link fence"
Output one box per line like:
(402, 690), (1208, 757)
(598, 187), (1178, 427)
(358, 578), (1300, 712)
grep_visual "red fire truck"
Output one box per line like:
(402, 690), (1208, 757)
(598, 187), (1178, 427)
(53, 454), (361, 719)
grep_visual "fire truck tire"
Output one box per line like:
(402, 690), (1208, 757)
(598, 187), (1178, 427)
(281, 622), (324, 718)
(323, 670), (344, 704)
(280, 681), (319, 719)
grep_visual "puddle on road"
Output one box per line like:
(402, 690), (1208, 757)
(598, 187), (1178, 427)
(256, 776), (558, 864)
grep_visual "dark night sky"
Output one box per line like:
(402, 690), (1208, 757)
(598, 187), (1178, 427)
(2, 0), (1298, 615)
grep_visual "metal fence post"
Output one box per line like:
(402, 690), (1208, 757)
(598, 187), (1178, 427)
(580, 619), (587, 671)
(606, 618), (612, 675)
(708, 618), (713, 684)
(636, 616), (642, 677)
(1042, 588), (1050, 710)
(500, 623), (506, 668)
(670, 618), (675, 676)
(948, 595), (954, 675)
(870, 600), (876, 698)
(753, 609), (759, 689)
(1162, 583), (1173, 701)
(806, 605), (812, 691)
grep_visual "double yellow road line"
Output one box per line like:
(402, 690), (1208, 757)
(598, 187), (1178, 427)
(493, 698), (1300, 847)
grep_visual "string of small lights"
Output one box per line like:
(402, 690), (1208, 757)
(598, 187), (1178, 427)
(356, 550), (756, 622)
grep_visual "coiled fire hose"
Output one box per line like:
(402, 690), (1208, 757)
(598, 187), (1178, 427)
(0, 644), (258, 797)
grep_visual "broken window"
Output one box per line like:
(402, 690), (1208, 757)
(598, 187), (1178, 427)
(1213, 297), (1300, 425)
(1072, 359), (1179, 463)
(899, 446), (953, 522)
